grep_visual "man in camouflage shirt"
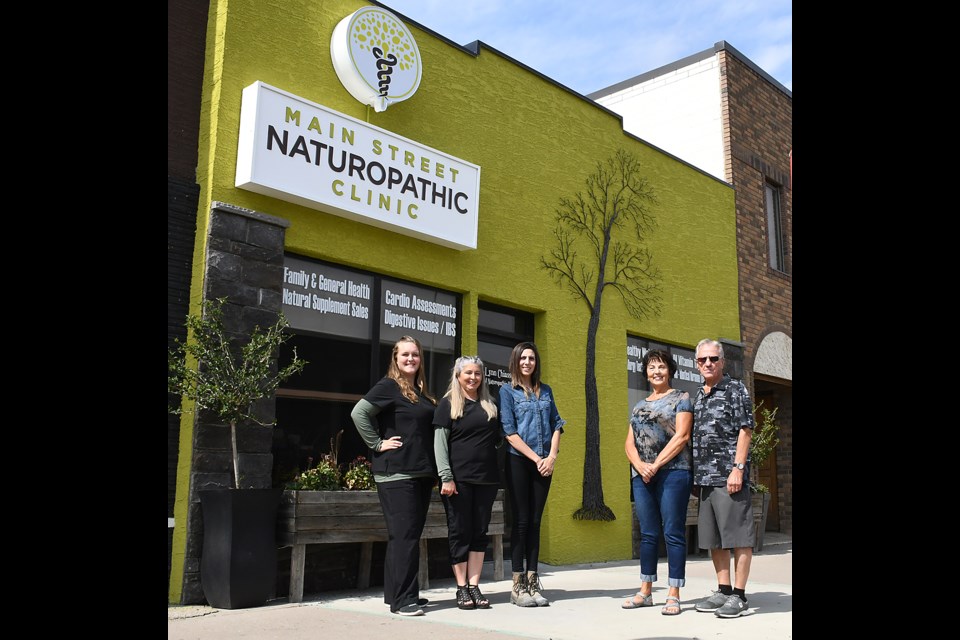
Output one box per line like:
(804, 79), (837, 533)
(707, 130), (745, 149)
(690, 339), (755, 619)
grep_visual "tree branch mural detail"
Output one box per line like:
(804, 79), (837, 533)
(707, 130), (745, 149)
(540, 148), (663, 521)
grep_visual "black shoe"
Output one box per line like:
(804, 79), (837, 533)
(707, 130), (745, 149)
(385, 598), (429, 608)
(467, 584), (490, 609)
(456, 585), (476, 610)
(394, 603), (424, 616)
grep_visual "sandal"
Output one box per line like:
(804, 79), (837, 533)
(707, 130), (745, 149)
(622, 592), (653, 609)
(467, 584), (490, 609)
(661, 595), (681, 616)
(456, 585), (476, 610)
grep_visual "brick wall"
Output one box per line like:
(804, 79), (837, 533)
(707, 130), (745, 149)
(168, 0), (208, 589)
(720, 50), (792, 535)
(168, 0), (208, 180)
(168, 177), (198, 585)
(773, 391), (792, 535)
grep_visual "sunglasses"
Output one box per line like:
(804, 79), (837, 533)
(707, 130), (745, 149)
(696, 356), (721, 365)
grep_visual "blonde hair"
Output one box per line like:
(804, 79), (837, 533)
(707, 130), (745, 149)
(445, 355), (497, 421)
(386, 335), (436, 405)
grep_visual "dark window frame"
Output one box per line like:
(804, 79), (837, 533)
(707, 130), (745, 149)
(273, 256), (461, 486)
(477, 301), (534, 394)
(765, 181), (787, 273)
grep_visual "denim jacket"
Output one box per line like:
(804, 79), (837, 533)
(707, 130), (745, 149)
(499, 382), (566, 458)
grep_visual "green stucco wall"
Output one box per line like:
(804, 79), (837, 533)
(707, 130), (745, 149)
(171, 0), (738, 602)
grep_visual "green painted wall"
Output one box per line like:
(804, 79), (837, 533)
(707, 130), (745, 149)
(172, 0), (738, 601)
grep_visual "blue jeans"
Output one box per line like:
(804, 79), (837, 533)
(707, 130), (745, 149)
(632, 468), (692, 587)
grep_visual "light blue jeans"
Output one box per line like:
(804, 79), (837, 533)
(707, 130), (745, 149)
(632, 468), (692, 586)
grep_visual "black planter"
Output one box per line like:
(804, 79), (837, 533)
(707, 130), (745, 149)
(199, 488), (283, 609)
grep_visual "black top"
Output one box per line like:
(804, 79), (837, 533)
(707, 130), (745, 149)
(433, 397), (501, 484)
(363, 377), (437, 476)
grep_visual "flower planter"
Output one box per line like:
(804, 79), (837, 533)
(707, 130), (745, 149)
(754, 491), (770, 551)
(199, 488), (283, 609)
(277, 488), (505, 603)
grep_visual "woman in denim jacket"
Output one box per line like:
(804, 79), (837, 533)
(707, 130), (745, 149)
(498, 341), (565, 607)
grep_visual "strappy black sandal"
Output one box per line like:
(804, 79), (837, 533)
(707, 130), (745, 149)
(467, 584), (490, 608)
(456, 585), (476, 610)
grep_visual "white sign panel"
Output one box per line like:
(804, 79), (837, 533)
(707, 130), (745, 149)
(330, 6), (422, 112)
(236, 81), (480, 250)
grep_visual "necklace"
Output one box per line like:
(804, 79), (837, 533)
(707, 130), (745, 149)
(647, 389), (673, 401)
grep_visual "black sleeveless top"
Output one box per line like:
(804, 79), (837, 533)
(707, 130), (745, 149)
(363, 377), (437, 476)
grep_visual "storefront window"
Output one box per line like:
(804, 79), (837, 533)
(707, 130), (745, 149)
(477, 301), (534, 395)
(273, 255), (460, 486)
(626, 335), (702, 411)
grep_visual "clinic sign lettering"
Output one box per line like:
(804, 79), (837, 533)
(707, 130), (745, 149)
(381, 278), (457, 353)
(235, 81), (481, 250)
(483, 364), (512, 392)
(281, 256), (373, 339)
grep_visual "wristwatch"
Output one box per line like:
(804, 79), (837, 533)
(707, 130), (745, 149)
(733, 462), (745, 471)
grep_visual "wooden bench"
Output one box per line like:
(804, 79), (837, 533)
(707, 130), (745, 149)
(277, 489), (505, 603)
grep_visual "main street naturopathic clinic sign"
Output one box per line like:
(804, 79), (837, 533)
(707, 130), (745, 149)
(235, 81), (481, 250)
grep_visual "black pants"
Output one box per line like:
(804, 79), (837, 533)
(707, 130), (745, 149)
(440, 482), (499, 564)
(377, 476), (434, 611)
(505, 453), (552, 573)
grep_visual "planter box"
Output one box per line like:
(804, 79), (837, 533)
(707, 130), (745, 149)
(200, 488), (283, 609)
(278, 488), (505, 603)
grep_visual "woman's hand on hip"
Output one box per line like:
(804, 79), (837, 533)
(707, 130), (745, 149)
(379, 436), (403, 451)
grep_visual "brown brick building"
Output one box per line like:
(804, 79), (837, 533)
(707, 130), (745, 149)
(592, 42), (792, 535)
(167, 0), (208, 583)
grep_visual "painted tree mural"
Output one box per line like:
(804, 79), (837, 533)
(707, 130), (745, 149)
(540, 148), (662, 521)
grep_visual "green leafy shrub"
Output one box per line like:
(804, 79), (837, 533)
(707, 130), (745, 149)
(342, 456), (375, 490)
(285, 430), (376, 491)
(168, 297), (307, 488)
(289, 455), (341, 490)
(750, 401), (780, 494)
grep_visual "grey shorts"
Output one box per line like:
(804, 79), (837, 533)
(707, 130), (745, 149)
(697, 485), (756, 550)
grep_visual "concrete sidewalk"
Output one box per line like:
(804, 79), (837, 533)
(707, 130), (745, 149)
(169, 534), (792, 640)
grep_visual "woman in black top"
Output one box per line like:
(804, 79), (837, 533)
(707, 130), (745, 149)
(351, 335), (437, 617)
(433, 355), (501, 610)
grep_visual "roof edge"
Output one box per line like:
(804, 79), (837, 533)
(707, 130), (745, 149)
(588, 40), (792, 100)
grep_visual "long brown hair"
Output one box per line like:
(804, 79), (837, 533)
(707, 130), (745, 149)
(386, 335), (436, 404)
(508, 341), (541, 398)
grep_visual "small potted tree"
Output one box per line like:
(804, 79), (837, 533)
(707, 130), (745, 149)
(749, 401), (780, 550)
(168, 297), (307, 609)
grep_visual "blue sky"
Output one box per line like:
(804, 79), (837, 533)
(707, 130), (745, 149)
(379, 0), (792, 95)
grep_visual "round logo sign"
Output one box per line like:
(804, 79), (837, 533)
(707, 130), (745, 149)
(330, 6), (422, 112)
